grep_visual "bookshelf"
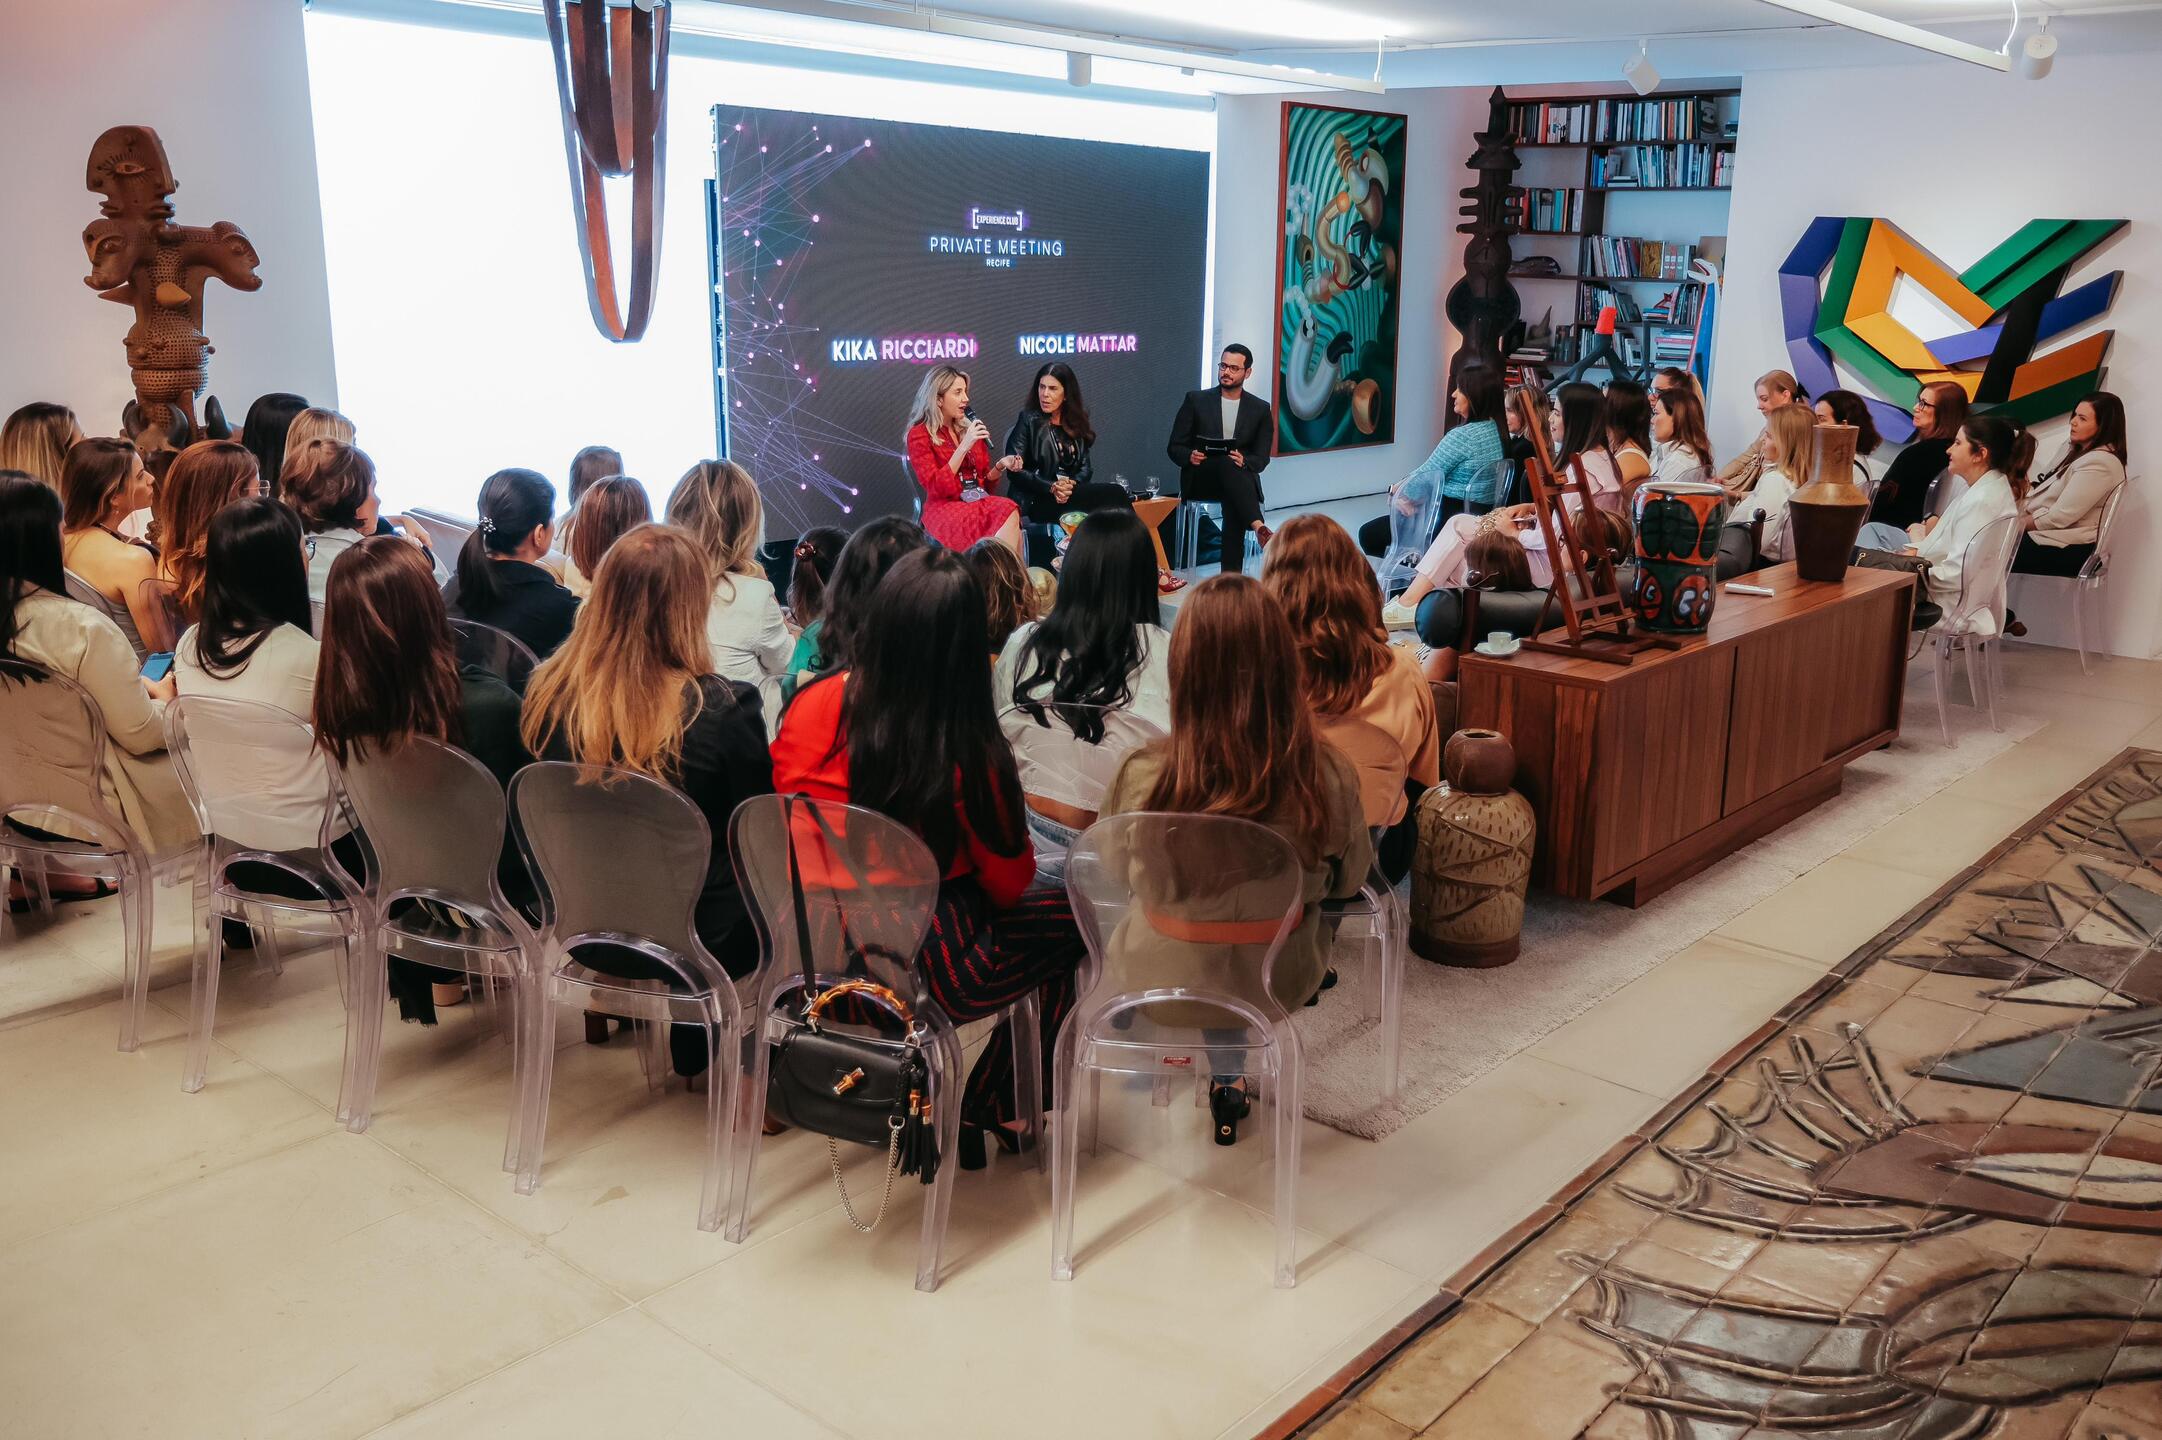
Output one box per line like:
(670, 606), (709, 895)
(1497, 87), (1740, 387)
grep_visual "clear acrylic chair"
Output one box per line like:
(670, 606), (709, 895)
(507, 762), (742, 1231)
(728, 795), (982, 1292)
(2069, 482), (2128, 674)
(1370, 481), (1445, 597)
(64, 568), (147, 659)
(1925, 512), (2021, 747)
(1312, 715), (1409, 1101)
(999, 702), (1164, 872)
(134, 577), (189, 655)
(164, 695), (364, 1093)
(1055, 812), (1308, 1287)
(450, 618), (540, 693)
(328, 738), (537, 1148)
(0, 665), (193, 1050)
(1921, 468), (1967, 520)
(1173, 500), (1262, 572)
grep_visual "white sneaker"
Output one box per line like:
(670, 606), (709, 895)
(1381, 598), (1418, 630)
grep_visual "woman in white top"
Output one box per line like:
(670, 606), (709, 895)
(666, 459), (793, 692)
(1651, 385), (1717, 486)
(1715, 369), (1800, 497)
(1726, 403), (1816, 565)
(1, 474), (193, 858)
(1861, 415), (2028, 636)
(1602, 380), (1656, 505)
(997, 508), (1172, 733)
(58, 437), (161, 652)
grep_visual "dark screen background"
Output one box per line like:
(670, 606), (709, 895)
(710, 105), (1211, 536)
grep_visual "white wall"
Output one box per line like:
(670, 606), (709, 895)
(1713, 55), (2162, 659)
(0, 0), (337, 433)
(1214, 86), (1491, 514)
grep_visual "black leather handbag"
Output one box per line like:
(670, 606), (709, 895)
(763, 797), (940, 1231)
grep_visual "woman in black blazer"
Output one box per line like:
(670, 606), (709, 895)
(1002, 362), (1133, 567)
(1869, 382), (1968, 530)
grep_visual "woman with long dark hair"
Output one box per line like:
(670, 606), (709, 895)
(0, 472), (191, 856)
(1870, 380), (1970, 528)
(1001, 361), (1134, 568)
(2016, 391), (2127, 578)
(521, 524), (774, 1073)
(782, 524), (847, 672)
(444, 467), (576, 658)
(562, 474), (650, 600)
(1098, 574), (1369, 1144)
(1602, 379), (1656, 502)
(175, 498), (318, 711)
(1857, 414), (2030, 631)
(566, 444), (623, 507)
(771, 547), (1086, 1166)
(1652, 385), (1717, 484)
(809, 515), (929, 677)
(153, 440), (262, 621)
(319, 535), (530, 1021)
(1262, 515), (1437, 881)
(1360, 365), (1508, 558)
(58, 437), (160, 651)
(238, 393), (308, 500)
(1814, 389), (1885, 490)
(999, 507), (1169, 733)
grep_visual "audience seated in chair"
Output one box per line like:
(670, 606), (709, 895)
(1097, 574), (1370, 1146)
(59, 437), (161, 651)
(283, 439), (421, 603)
(0, 472), (193, 867)
(443, 468), (577, 659)
(781, 524), (846, 674)
(1358, 363), (1508, 558)
(771, 546), (1086, 1167)
(668, 459), (793, 696)
(153, 440), (262, 628)
(1260, 515), (1437, 883)
(1856, 414), (2031, 635)
(1650, 384), (1716, 486)
(236, 393), (307, 503)
(2007, 391), (2127, 624)
(1814, 389), (1885, 498)
(997, 508), (1171, 734)
(1870, 381), (1969, 530)
(318, 534), (533, 1023)
(965, 537), (1035, 660)
(561, 474), (650, 603)
(1725, 402), (1816, 567)
(519, 524), (774, 1075)
(1601, 379), (1656, 506)
(1714, 368), (1798, 497)
(0, 402), (83, 497)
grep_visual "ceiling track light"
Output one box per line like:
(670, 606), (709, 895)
(1065, 49), (1092, 86)
(2020, 15), (2058, 78)
(1622, 38), (1660, 95)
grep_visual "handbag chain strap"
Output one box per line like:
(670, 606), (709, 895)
(829, 1120), (906, 1233)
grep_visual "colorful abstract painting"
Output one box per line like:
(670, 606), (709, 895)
(1779, 217), (2125, 443)
(1274, 103), (1406, 455)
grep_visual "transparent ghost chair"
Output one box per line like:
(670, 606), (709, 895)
(328, 737), (537, 1147)
(1369, 480), (1446, 598)
(1925, 512), (2021, 746)
(1055, 812), (1309, 1287)
(450, 619), (539, 693)
(999, 702), (1164, 874)
(133, 576), (190, 656)
(507, 762), (742, 1231)
(163, 695), (363, 1094)
(728, 794), (985, 1291)
(1312, 714), (1409, 1100)
(0, 665), (194, 1050)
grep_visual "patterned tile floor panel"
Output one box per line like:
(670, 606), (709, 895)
(1309, 751), (2162, 1440)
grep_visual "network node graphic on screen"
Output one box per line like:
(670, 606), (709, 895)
(710, 106), (1210, 535)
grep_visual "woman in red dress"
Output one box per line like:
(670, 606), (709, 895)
(905, 364), (1025, 556)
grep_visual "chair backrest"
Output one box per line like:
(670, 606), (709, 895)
(451, 619), (539, 692)
(163, 695), (336, 855)
(64, 568), (147, 659)
(1315, 713), (1411, 831)
(730, 793), (944, 1025)
(509, 761), (725, 990)
(1385, 481), (1445, 562)
(0, 664), (135, 855)
(1000, 702), (1163, 830)
(1923, 469), (1967, 520)
(406, 507), (476, 557)
(334, 736), (513, 922)
(1064, 811), (1306, 1033)
(1945, 512), (2022, 633)
(135, 577), (188, 654)
(2087, 481), (2130, 580)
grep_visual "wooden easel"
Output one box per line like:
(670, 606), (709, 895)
(1514, 388), (1673, 667)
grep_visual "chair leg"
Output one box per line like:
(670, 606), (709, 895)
(915, 1025), (967, 1294)
(253, 916), (283, 977)
(2074, 583), (2092, 675)
(696, 1002), (738, 1233)
(1932, 637), (1953, 747)
(722, 1009), (772, 1243)
(1981, 639), (2002, 732)
(1008, 992), (1046, 1172)
(1050, 1024), (1087, 1281)
(117, 859), (153, 1054)
(182, 898), (228, 1093)
(502, 977), (534, 1175)
(1271, 1042), (1304, 1290)
(338, 934), (388, 1132)
(514, 986), (560, 1196)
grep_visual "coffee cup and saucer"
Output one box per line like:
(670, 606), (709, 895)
(1473, 630), (1521, 658)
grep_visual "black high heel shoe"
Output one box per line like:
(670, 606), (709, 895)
(1209, 1082), (1252, 1147)
(957, 1122), (1025, 1172)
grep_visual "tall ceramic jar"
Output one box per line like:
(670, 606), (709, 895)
(1785, 422), (1869, 582)
(1629, 480), (1728, 634)
(1411, 729), (1536, 968)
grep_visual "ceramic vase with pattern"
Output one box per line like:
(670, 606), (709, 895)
(1786, 422), (1869, 583)
(1411, 729), (1536, 968)
(1629, 480), (1728, 634)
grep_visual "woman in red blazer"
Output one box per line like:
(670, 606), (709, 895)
(905, 364), (1025, 556)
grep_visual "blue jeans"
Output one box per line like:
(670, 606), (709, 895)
(1856, 521), (1910, 552)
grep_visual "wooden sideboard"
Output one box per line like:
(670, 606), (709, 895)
(1458, 564), (1917, 906)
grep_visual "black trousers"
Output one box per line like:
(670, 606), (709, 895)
(1023, 483), (1133, 568)
(1217, 468), (1265, 574)
(2012, 536), (2093, 578)
(1360, 496), (1481, 561)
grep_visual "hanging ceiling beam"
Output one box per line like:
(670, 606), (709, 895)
(1752, 0), (2012, 70)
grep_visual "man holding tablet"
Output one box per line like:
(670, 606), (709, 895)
(1167, 344), (1274, 573)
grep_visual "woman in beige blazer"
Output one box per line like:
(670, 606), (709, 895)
(2006, 392), (2127, 636)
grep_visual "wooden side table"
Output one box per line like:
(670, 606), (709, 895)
(1132, 496), (1178, 572)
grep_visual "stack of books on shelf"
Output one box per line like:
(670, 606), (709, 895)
(1503, 95), (1720, 145)
(1580, 235), (1700, 280)
(1513, 187), (1585, 234)
(1590, 144), (1730, 188)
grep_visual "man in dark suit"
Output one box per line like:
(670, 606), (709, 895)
(1166, 343), (1275, 573)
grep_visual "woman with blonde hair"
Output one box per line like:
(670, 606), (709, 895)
(0, 403), (82, 493)
(665, 458), (792, 693)
(1716, 369), (1799, 496)
(520, 523), (774, 1075)
(153, 440), (261, 621)
(1727, 402), (1816, 565)
(1261, 515), (1438, 880)
(284, 407), (355, 453)
(904, 364), (1025, 555)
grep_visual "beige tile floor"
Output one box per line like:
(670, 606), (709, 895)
(1, 642), (2155, 1440)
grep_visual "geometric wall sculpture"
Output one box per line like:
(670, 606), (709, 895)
(1778, 216), (2125, 443)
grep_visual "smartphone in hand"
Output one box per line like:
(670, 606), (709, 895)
(140, 652), (175, 682)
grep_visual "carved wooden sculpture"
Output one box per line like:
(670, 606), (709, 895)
(1444, 86), (1523, 400)
(543, 0), (671, 342)
(82, 126), (260, 441)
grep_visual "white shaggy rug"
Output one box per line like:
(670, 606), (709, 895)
(1292, 681), (2044, 1140)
